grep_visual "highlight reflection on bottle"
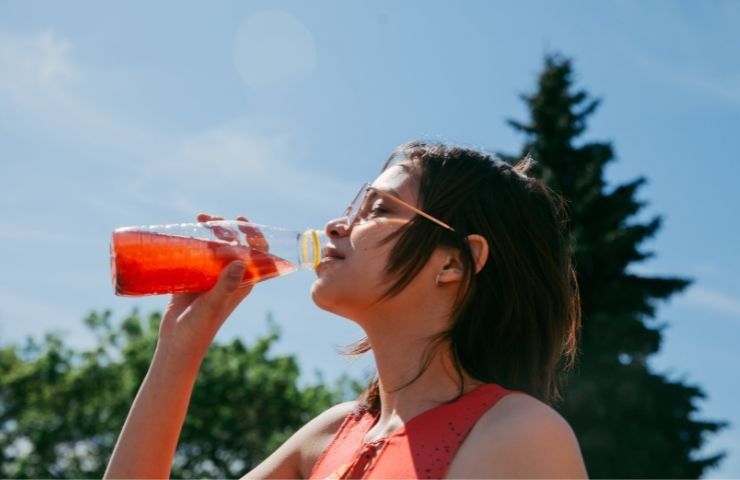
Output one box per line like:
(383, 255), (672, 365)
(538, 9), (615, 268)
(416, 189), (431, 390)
(110, 221), (326, 297)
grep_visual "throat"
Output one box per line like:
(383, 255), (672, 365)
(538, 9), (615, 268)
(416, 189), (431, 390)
(363, 416), (405, 444)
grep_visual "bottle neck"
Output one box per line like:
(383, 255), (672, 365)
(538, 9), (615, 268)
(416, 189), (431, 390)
(298, 229), (327, 269)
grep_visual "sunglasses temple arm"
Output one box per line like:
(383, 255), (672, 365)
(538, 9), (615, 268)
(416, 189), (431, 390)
(380, 191), (456, 233)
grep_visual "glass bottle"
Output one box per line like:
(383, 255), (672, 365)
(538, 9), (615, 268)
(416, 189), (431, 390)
(110, 220), (327, 296)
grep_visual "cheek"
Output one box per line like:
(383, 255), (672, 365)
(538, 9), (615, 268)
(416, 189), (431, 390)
(311, 249), (391, 313)
(311, 258), (379, 306)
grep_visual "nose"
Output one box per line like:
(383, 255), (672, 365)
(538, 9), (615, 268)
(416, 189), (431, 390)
(325, 217), (351, 239)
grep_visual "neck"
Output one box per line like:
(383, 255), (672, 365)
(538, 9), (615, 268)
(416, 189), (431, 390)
(357, 303), (483, 441)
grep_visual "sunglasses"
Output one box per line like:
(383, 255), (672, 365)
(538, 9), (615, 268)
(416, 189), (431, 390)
(342, 182), (456, 232)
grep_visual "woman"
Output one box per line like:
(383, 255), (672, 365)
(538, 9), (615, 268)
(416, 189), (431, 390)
(105, 142), (588, 479)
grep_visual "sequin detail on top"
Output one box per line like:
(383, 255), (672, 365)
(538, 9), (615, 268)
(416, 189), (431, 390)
(308, 383), (522, 479)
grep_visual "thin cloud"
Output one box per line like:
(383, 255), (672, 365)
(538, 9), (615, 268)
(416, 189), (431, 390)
(0, 287), (84, 344)
(0, 222), (82, 246)
(629, 263), (740, 320)
(638, 55), (740, 106)
(0, 29), (148, 150)
(0, 29), (355, 220)
(683, 285), (740, 319)
(623, 32), (740, 106)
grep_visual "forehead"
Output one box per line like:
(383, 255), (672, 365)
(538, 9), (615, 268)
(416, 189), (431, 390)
(370, 163), (418, 200)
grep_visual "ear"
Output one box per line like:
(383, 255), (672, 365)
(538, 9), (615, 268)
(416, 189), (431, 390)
(466, 234), (490, 274)
(435, 234), (490, 286)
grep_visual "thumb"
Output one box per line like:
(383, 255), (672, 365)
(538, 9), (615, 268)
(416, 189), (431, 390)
(213, 260), (246, 296)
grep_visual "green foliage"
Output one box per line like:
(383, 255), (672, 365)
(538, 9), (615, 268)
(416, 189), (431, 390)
(507, 54), (728, 478)
(0, 310), (354, 478)
(2, 53), (729, 480)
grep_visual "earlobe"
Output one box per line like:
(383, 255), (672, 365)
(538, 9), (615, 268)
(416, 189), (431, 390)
(435, 255), (465, 286)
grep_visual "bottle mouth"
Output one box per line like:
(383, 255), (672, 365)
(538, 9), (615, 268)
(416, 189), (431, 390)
(300, 229), (323, 269)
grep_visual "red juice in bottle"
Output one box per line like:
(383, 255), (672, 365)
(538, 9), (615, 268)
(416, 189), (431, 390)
(111, 230), (297, 296)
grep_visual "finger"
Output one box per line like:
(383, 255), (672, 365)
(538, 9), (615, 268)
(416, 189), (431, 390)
(236, 215), (267, 251)
(198, 260), (249, 317)
(198, 214), (233, 242)
(236, 215), (254, 234)
(236, 216), (270, 252)
(199, 262), (255, 324)
(197, 213), (224, 222)
(197, 213), (225, 221)
(212, 225), (237, 243)
(211, 260), (246, 298)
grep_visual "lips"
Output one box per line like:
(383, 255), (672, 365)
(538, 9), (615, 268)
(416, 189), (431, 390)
(322, 245), (345, 260)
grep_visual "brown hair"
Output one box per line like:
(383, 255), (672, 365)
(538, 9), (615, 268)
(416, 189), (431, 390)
(342, 141), (581, 413)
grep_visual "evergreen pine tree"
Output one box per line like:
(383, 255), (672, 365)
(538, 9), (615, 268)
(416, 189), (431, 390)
(507, 54), (728, 478)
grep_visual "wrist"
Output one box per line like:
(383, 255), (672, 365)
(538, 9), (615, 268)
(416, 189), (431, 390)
(154, 338), (209, 372)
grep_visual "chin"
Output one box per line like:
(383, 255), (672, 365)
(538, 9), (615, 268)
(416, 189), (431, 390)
(310, 281), (362, 320)
(310, 279), (339, 313)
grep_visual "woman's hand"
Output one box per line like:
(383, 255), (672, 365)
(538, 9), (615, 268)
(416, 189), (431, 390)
(158, 213), (256, 360)
(105, 213), (265, 479)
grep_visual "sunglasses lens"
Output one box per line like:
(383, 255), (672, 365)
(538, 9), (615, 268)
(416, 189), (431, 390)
(345, 184), (370, 225)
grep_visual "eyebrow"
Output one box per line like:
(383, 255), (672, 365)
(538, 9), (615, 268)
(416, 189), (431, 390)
(369, 187), (401, 199)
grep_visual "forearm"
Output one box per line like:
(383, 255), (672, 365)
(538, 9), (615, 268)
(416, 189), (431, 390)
(104, 344), (204, 479)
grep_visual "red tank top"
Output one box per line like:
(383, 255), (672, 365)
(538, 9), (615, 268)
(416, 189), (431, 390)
(309, 383), (521, 479)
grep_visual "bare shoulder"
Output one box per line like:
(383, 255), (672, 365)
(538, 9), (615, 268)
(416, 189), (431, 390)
(297, 400), (360, 475)
(242, 400), (358, 479)
(447, 393), (588, 479)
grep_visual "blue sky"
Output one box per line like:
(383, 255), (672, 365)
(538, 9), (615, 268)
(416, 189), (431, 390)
(1, 0), (738, 476)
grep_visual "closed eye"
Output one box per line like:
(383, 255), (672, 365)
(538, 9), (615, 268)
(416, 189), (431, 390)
(368, 201), (392, 215)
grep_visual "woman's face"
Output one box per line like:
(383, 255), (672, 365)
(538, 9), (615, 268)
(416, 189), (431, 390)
(311, 163), (436, 319)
